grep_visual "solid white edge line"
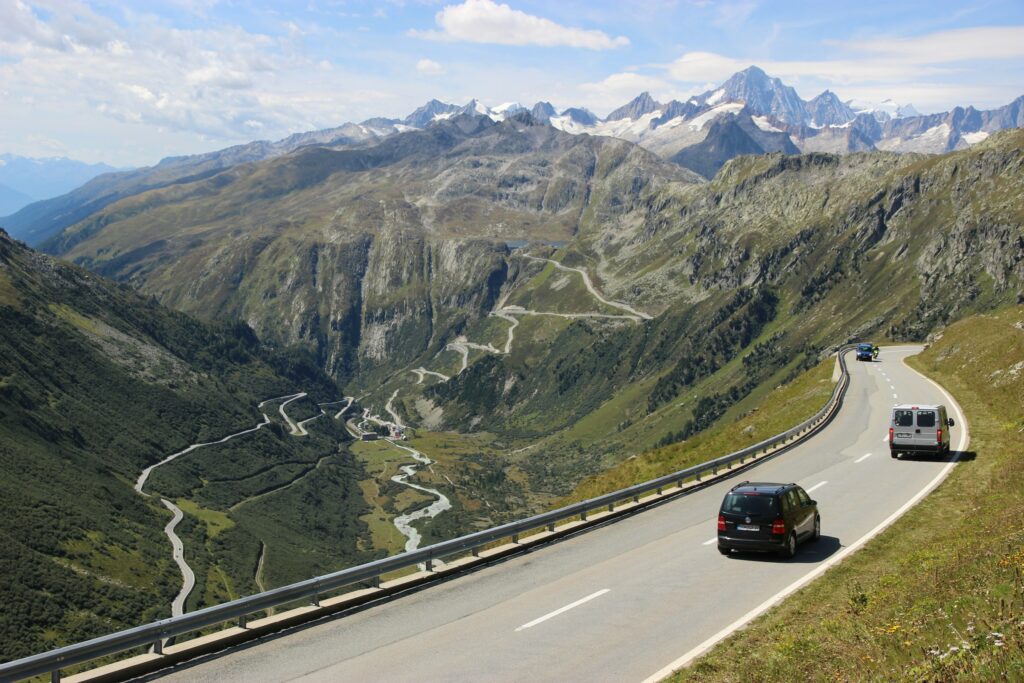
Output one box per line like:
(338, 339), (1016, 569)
(640, 351), (970, 683)
(805, 480), (827, 493)
(515, 589), (610, 632)
(855, 453), (872, 463)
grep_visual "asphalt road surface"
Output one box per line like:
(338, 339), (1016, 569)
(151, 346), (967, 682)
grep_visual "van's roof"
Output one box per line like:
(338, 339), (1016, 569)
(893, 404), (944, 411)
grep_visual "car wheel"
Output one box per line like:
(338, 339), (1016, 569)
(810, 515), (821, 542)
(890, 450), (898, 459)
(717, 545), (730, 556)
(781, 532), (797, 558)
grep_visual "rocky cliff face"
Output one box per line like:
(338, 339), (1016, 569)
(48, 116), (696, 384)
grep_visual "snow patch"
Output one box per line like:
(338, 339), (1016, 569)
(919, 123), (951, 142)
(962, 131), (989, 144)
(705, 89), (725, 106)
(752, 115), (782, 132)
(687, 102), (744, 131)
(549, 115), (589, 134)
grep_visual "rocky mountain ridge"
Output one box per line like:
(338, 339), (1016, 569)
(7, 66), (1021, 246)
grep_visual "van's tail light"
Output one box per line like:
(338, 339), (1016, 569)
(889, 428), (894, 443)
(937, 428), (943, 444)
(717, 514), (726, 532)
(771, 519), (786, 535)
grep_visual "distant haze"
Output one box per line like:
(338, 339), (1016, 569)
(0, 155), (121, 216)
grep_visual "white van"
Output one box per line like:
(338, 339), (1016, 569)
(889, 404), (954, 458)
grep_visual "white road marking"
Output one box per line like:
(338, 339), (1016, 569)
(641, 352), (970, 683)
(855, 453), (872, 463)
(515, 589), (610, 632)
(702, 537), (718, 546)
(882, 434), (890, 443)
(805, 481), (828, 493)
(893, 393), (898, 399)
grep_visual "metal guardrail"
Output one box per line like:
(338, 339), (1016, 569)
(1, 346), (855, 683)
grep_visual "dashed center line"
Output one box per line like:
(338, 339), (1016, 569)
(805, 481), (828, 493)
(702, 537), (718, 546)
(855, 453), (872, 463)
(893, 392), (898, 399)
(515, 589), (610, 632)
(882, 434), (890, 442)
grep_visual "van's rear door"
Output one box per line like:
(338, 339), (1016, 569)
(915, 409), (938, 450)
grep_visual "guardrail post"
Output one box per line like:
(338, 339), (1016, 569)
(677, 479), (683, 488)
(580, 510), (588, 521)
(238, 614), (247, 629)
(633, 494), (639, 503)
(311, 593), (320, 607)
(371, 575), (381, 588)
(472, 546), (480, 557)
(425, 557), (434, 572)
(547, 522), (555, 532)
(51, 670), (60, 683)
(608, 502), (615, 512)
(656, 486), (662, 495)
(153, 639), (163, 655)
(512, 533), (519, 544)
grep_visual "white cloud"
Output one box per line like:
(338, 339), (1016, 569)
(416, 58), (444, 75)
(836, 26), (1024, 63)
(410, 0), (629, 50)
(658, 25), (1024, 112)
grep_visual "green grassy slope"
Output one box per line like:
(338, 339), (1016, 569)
(669, 306), (1024, 682)
(0, 230), (367, 661)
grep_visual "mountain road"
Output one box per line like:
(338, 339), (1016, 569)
(156, 347), (966, 681)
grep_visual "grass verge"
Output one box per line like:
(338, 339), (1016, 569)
(667, 306), (1024, 682)
(563, 357), (836, 503)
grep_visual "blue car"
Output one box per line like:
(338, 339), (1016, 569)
(855, 343), (876, 361)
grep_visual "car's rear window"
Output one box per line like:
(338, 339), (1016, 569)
(723, 493), (778, 515)
(917, 411), (936, 427)
(894, 410), (914, 427)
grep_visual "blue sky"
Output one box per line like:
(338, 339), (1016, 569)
(1, 0), (1022, 166)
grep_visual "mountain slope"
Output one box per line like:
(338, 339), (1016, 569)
(34, 123), (1024, 510)
(0, 230), (366, 661)
(422, 130), (1023, 488)
(43, 115), (701, 383)
(2, 124), (396, 247)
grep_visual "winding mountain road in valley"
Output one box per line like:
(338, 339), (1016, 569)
(412, 367), (451, 384)
(521, 255), (652, 320)
(163, 347), (969, 682)
(359, 253), (654, 565)
(161, 499), (195, 619)
(135, 392), (328, 617)
(278, 392), (310, 436)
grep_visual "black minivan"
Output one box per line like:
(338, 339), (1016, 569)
(717, 482), (820, 558)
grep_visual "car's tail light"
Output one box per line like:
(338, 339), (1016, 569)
(888, 427), (894, 443)
(937, 428), (943, 444)
(717, 514), (726, 532)
(771, 518), (786, 535)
